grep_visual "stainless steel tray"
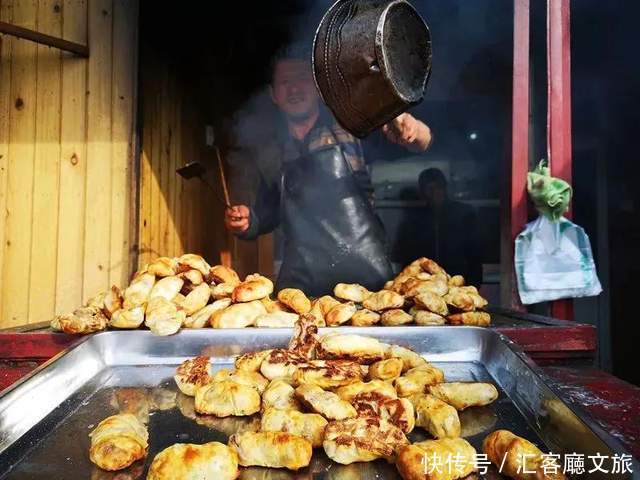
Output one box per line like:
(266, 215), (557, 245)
(0, 327), (637, 479)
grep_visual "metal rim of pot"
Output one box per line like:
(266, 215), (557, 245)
(374, 0), (432, 105)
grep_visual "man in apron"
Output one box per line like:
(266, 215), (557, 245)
(225, 50), (432, 296)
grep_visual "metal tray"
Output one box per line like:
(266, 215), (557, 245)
(0, 327), (637, 479)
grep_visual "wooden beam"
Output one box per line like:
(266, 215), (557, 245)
(501, 0), (530, 310)
(0, 19), (88, 57)
(547, 0), (573, 320)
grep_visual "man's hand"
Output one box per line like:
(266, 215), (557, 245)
(224, 205), (250, 233)
(382, 113), (432, 152)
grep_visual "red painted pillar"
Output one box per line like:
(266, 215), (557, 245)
(501, 0), (529, 310)
(547, 0), (574, 320)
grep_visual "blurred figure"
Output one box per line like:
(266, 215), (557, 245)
(397, 168), (482, 285)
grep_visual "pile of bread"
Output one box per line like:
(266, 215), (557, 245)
(89, 321), (563, 479)
(51, 254), (490, 335)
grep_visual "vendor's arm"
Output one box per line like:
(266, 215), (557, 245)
(224, 176), (280, 240)
(382, 112), (432, 153)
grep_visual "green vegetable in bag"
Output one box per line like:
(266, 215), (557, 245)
(526, 160), (572, 221)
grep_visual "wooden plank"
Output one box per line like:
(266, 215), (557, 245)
(147, 63), (161, 261)
(28, 0), (62, 324)
(2, 0), (39, 327)
(0, 19), (88, 57)
(110, 0), (137, 287)
(173, 86), (184, 256)
(158, 66), (170, 257)
(83, 0), (113, 301)
(500, 0), (529, 311)
(138, 79), (153, 267)
(547, 0), (573, 321)
(168, 73), (179, 257)
(55, 0), (87, 314)
(0, 1), (15, 326)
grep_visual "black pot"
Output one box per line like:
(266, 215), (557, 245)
(313, 0), (432, 138)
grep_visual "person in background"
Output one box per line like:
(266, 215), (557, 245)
(224, 47), (432, 295)
(399, 168), (482, 285)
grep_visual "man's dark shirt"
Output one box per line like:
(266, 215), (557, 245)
(232, 108), (373, 240)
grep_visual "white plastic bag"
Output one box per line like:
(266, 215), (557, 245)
(514, 215), (602, 304)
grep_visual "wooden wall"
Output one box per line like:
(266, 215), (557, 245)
(137, 49), (229, 272)
(0, 0), (139, 327)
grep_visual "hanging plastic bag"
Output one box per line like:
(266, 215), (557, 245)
(514, 161), (602, 304)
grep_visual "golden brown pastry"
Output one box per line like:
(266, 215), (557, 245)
(180, 283), (211, 315)
(145, 297), (184, 336)
(406, 280), (449, 299)
(287, 315), (319, 359)
(419, 258), (447, 276)
(483, 429), (566, 480)
(314, 295), (342, 315)
(262, 378), (300, 411)
(410, 393), (461, 438)
(335, 379), (397, 402)
(368, 358), (403, 381)
(196, 415), (262, 437)
(428, 382), (499, 410)
(233, 274), (274, 302)
(410, 307), (446, 326)
(57, 307), (108, 334)
(177, 253), (211, 276)
(351, 393), (415, 434)
(396, 438), (477, 480)
(183, 298), (231, 329)
(108, 306), (145, 329)
(443, 287), (476, 312)
(146, 257), (177, 277)
(228, 431), (312, 470)
(333, 283), (373, 303)
(174, 356), (211, 396)
(447, 311), (491, 326)
(295, 383), (357, 420)
(254, 311), (300, 328)
(362, 289), (404, 312)
(413, 291), (449, 316)
(394, 364), (445, 397)
(294, 359), (366, 389)
(235, 349), (273, 373)
(260, 349), (307, 381)
(325, 302), (357, 326)
(449, 274), (465, 287)
(211, 282), (236, 300)
(323, 417), (408, 464)
(89, 413), (148, 471)
(147, 442), (238, 480)
(261, 407), (328, 448)
(210, 300), (267, 328)
(388, 345), (429, 372)
(222, 370), (269, 394)
(103, 285), (123, 319)
(380, 309), (414, 326)
(277, 288), (311, 314)
(260, 297), (293, 314)
(350, 309), (381, 326)
(195, 380), (261, 417)
(317, 333), (386, 364)
(210, 265), (241, 286)
(123, 273), (156, 309)
(179, 268), (204, 287)
(149, 276), (184, 301)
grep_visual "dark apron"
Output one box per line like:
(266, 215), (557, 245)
(276, 143), (393, 296)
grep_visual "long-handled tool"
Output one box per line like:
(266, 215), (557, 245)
(175, 158), (231, 209)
